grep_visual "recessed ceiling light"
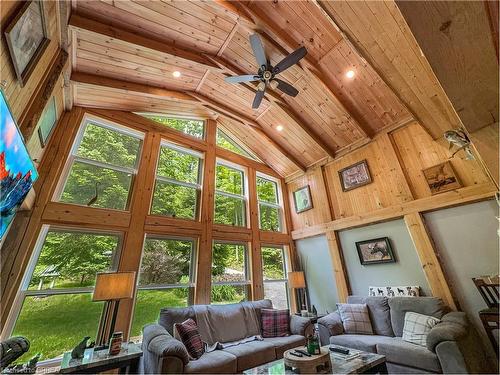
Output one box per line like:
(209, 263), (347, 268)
(172, 71), (181, 78)
(345, 70), (355, 79)
(276, 125), (284, 132)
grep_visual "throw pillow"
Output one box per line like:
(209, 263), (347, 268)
(369, 286), (420, 297)
(261, 308), (290, 338)
(174, 318), (205, 359)
(336, 303), (374, 335)
(402, 311), (441, 347)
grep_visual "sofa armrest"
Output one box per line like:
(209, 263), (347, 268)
(142, 323), (189, 374)
(426, 312), (467, 352)
(290, 315), (313, 336)
(317, 312), (343, 345)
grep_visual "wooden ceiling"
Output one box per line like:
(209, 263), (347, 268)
(68, 0), (498, 178)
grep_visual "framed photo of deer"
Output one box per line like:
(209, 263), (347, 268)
(356, 237), (396, 265)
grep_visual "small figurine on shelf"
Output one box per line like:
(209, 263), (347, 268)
(3, 354), (40, 374)
(71, 337), (95, 359)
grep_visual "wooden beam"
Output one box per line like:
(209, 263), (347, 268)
(248, 167), (264, 300)
(68, 13), (222, 72)
(291, 182), (497, 239)
(404, 213), (457, 309)
(215, 147), (280, 179)
(325, 231), (350, 303)
(71, 72), (198, 102)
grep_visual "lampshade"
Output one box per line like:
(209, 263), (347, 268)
(288, 271), (306, 289)
(92, 272), (136, 301)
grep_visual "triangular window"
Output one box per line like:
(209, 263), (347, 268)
(216, 128), (260, 161)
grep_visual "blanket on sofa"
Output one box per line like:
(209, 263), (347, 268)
(193, 302), (263, 352)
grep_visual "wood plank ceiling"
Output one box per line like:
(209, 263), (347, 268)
(68, 0), (496, 178)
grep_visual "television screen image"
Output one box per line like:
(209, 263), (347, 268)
(0, 90), (38, 240)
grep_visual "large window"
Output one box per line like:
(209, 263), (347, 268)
(214, 162), (247, 227)
(257, 175), (283, 232)
(211, 242), (249, 304)
(141, 114), (204, 139)
(9, 228), (120, 362)
(216, 128), (259, 160)
(130, 237), (195, 340)
(56, 118), (143, 210)
(262, 246), (289, 309)
(151, 142), (203, 220)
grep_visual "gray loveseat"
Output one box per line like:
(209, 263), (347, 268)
(141, 299), (312, 374)
(318, 296), (487, 374)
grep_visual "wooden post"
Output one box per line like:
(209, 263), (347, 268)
(325, 231), (350, 303)
(248, 167), (264, 300)
(404, 212), (457, 310)
(195, 119), (217, 304)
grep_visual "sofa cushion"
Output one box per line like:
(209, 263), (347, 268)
(174, 319), (205, 359)
(263, 335), (306, 358)
(337, 303), (374, 335)
(223, 340), (277, 371)
(376, 337), (441, 373)
(347, 296), (394, 336)
(402, 312), (440, 347)
(184, 350), (237, 374)
(261, 309), (291, 337)
(159, 306), (195, 335)
(329, 334), (394, 353)
(388, 297), (446, 337)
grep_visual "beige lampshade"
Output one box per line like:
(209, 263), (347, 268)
(288, 271), (306, 289)
(92, 271), (136, 301)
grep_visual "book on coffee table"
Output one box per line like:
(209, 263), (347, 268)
(329, 345), (361, 361)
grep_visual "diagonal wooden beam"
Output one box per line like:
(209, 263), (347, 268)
(68, 13), (222, 72)
(218, 1), (374, 139)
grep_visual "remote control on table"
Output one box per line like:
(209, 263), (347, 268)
(295, 349), (311, 357)
(290, 352), (303, 357)
(329, 346), (350, 355)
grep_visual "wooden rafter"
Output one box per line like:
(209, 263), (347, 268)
(68, 13), (222, 72)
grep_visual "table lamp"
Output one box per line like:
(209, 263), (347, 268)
(93, 271), (135, 346)
(288, 271), (308, 312)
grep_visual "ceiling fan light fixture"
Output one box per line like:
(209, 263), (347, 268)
(257, 81), (266, 91)
(269, 80), (279, 90)
(345, 70), (355, 79)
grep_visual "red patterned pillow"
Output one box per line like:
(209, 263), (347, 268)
(174, 318), (204, 359)
(261, 308), (290, 338)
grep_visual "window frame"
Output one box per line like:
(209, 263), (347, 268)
(3, 225), (123, 354)
(216, 127), (261, 161)
(261, 245), (290, 308)
(137, 112), (206, 140)
(256, 172), (284, 232)
(214, 159), (249, 228)
(53, 114), (144, 211)
(151, 140), (204, 220)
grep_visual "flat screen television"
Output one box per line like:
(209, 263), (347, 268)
(0, 89), (39, 240)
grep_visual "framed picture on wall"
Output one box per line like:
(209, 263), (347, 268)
(37, 96), (57, 147)
(4, 0), (50, 86)
(338, 159), (372, 192)
(293, 185), (313, 213)
(422, 161), (462, 195)
(356, 237), (396, 265)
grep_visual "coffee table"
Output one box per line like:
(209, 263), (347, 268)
(244, 345), (387, 374)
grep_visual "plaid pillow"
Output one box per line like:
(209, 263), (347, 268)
(402, 312), (440, 347)
(337, 303), (374, 335)
(174, 318), (205, 359)
(261, 308), (290, 338)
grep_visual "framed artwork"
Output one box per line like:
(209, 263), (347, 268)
(37, 96), (57, 147)
(356, 237), (396, 265)
(422, 161), (461, 195)
(293, 185), (313, 213)
(4, 0), (50, 86)
(338, 159), (372, 192)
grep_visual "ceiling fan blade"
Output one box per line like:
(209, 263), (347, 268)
(252, 89), (265, 109)
(273, 46), (307, 74)
(250, 34), (267, 68)
(274, 78), (299, 97)
(224, 75), (260, 83)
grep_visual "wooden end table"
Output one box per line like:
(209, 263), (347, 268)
(58, 342), (142, 374)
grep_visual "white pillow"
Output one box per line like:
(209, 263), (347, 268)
(402, 311), (440, 347)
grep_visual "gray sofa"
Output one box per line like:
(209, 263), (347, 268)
(318, 296), (487, 374)
(141, 299), (312, 374)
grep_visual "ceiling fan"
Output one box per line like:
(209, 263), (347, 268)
(224, 34), (307, 109)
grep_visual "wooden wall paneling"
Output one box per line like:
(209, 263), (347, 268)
(248, 167), (264, 300)
(323, 135), (413, 218)
(469, 123), (500, 189)
(404, 212), (457, 310)
(390, 122), (492, 199)
(195, 119), (217, 304)
(325, 231), (350, 303)
(396, 0), (499, 134)
(287, 168), (332, 230)
(0, 108), (85, 327)
(115, 131), (162, 338)
(292, 182), (497, 240)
